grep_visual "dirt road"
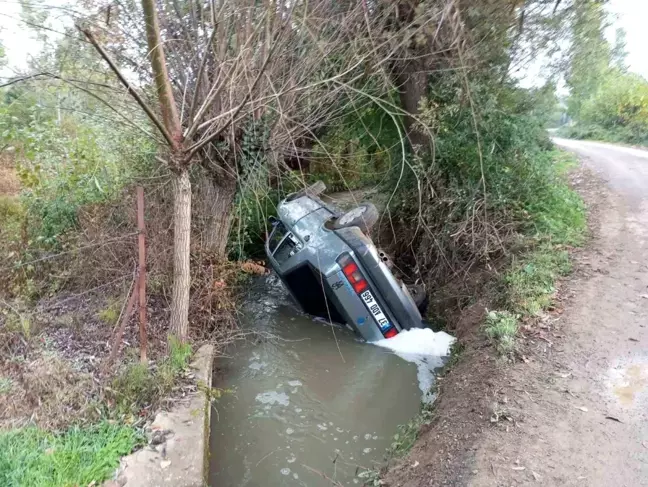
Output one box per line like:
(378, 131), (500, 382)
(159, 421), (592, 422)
(469, 138), (648, 486)
(383, 138), (648, 487)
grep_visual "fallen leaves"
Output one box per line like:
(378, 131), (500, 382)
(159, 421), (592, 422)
(241, 261), (269, 275)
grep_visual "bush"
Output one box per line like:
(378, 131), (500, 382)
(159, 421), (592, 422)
(383, 77), (581, 288)
(564, 72), (648, 147)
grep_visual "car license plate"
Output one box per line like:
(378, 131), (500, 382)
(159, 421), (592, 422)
(360, 290), (391, 331)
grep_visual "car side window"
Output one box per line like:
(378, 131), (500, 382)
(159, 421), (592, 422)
(268, 222), (287, 253)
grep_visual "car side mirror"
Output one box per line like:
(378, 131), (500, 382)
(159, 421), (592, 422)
(268, 216), (279, 227)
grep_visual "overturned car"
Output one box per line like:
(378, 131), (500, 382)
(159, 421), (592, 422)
(265, 182), (427, 342)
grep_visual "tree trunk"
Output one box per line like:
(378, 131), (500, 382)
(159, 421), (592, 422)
(170, 168), (192, 340)
(396, 65), (429, 150)
(198, 176), (237, 258)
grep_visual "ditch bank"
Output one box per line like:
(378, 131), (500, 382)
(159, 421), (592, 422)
(106, 344), (214, 487)
(381, 160), (610, 486)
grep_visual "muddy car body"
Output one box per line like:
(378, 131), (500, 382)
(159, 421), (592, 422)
(265, 183), (426, 342)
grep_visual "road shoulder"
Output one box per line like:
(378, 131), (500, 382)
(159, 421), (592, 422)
(384, 160), (648, 486)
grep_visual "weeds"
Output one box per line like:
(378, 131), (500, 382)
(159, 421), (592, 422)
(484, 310), (519, 354)
(0, 422), (142, 487)
(0, 377), (12, 394)
(97, 300), (121, 325)
(110, 340), (193, 418)
(505, 246), (572, 316)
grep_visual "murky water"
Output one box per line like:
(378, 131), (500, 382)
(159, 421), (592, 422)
(209, 279), (449, 486)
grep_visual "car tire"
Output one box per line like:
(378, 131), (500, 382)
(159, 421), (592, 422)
(286, 181), (326, 201)
(333, 203), (379, 233)
(408, 284), (429, 313)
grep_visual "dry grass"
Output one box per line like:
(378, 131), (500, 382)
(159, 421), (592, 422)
(0, 154), (20, 196)
(0, 352), (99, 430)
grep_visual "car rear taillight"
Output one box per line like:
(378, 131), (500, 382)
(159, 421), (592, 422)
(337, 253), (398, 339)
(338, 254), (369, 293)
(383, 327), (398, 339)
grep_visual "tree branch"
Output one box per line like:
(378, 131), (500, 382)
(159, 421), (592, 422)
(78, 26), (176, 148)
(186, 27), (284, 157)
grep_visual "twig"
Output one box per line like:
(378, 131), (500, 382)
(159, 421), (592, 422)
(300, 464), (345, 487)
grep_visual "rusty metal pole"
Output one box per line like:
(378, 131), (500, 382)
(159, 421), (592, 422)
(103, 284), (138, 374)
(137, 186), (148, 364)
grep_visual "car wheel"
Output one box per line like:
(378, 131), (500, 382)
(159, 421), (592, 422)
(286, 181), (326, 201)
(408, 284), (429, 313)
(333, 203), (379, 233)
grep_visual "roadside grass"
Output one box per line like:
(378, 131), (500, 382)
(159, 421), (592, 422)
(484, 310), (518, 354)
(0, 422), (143, 487)
(504, 246), (571, 317)
(558, 124), (648, 149)
(110, 337), (193, 418)
(483, 149), (586, 355)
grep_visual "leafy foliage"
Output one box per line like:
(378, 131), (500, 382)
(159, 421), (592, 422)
(384, 73), (581, 290)
(0, 92), (154, 245)
(561, 3), (648, 146)
(567, 71), (648, 146)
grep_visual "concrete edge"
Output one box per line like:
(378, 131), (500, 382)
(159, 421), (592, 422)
(197, 344), (214, 486)
(106, 344), (214, 487)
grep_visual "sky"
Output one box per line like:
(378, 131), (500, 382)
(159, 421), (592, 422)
(607, 0), (648, 79)
(1, 0), (648, 81)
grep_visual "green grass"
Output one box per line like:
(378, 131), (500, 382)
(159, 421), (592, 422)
(484, 310), (518, 354)
(484, 244), (574, 355)
(505, 245), (572, 316)
(0, 422), (142, 487)
(524, 150), (587, 246)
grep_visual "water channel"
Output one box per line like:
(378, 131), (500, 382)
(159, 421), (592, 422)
(208, 278), (453, 486)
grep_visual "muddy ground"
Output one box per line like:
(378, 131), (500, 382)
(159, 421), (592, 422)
(384, 141), (648, 487)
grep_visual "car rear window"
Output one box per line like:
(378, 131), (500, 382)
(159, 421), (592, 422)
(268, 222), (288, 253)
(283, 265), (345, 324)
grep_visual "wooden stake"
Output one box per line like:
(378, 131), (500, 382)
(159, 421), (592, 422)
(137, 186), (148, 364)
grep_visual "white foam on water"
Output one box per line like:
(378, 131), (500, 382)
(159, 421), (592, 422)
(280, 468), (291, 476)
(373, 328), (455, 403)
(255, 391), (290, 407)
(287, 380), (302, 387)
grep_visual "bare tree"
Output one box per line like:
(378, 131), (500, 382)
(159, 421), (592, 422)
(77, 0), (403, 340)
